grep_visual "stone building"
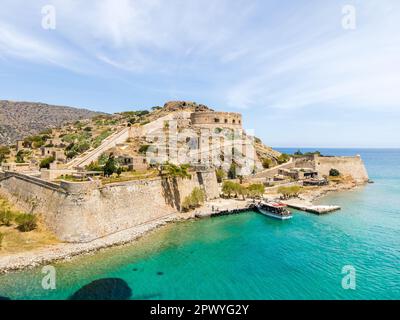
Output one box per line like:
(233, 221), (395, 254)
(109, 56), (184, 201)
(190, 112), (242, 129)
(117, 155), (148, 171)
(16, 140), (25, 152)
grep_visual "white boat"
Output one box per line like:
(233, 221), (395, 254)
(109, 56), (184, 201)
(256, 201), (292, 220)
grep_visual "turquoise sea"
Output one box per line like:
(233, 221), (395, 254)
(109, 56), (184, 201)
(0, 148), (399, 300)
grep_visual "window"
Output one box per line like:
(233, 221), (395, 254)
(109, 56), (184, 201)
(225, 119), (228, 123)
(232, 119), (236, 124)
(214, 118), (220, 123)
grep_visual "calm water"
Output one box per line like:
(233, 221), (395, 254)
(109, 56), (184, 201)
(0, 149), (399, 300)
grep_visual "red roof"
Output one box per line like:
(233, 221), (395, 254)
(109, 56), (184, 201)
(268, 202), (287, 208)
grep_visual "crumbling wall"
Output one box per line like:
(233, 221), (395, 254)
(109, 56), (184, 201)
(314, 155), (369, 183)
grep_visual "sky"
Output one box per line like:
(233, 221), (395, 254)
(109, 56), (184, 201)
(0, 0), (399, 148)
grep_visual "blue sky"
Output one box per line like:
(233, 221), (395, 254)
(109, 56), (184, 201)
(0, 0), (399, 147)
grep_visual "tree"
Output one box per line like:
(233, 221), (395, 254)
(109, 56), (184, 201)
(228, 163), (237, 179)
(277, 186), (303, 200)
(0, 209), (14, 226)
(139, 145), (150, 154)
(163, 163), (191, 179)
(40, 156), (55, 169)
(0, 146), (10, 163)
(222, 181), (242, 198)
(215, 168), (226, 183)
(103, 154), (117, 177)
(294, 149), (303, 156)
(16, 150), (25, 163)
(247, 183), (265, 199)
(329, 168), (340, 177)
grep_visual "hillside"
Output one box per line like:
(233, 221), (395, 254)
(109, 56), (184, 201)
(0, 100), (282, 177)
(0, 100), (102, 145)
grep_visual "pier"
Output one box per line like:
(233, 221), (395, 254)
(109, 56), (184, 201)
(193, 199), (255, 218)
(284, 203), (341, 215)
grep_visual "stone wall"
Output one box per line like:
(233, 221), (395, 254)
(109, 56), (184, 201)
(314, 155), (369, 183)
(0, 169), (219, 243)
(190, 112), (242, 129)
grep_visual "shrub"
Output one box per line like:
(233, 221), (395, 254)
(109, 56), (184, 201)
(228, 163), (237, 179)
(277, 185), (303, 200)
(181, 187), (206, 212)
(15, 214), (37, 232)
(262, 158), (273, 169)
(215, 168), (226, 183)
(277, 153), (291, 164)
(164, 163), (191, 179)
(103, 154), (117, 177)
(92, 130), (112, 148)
(222, 181), (242, 198)
(247, 183), (265, 199)
(139, 145), (150, 154)
(86, 161), (102, 172)
(0, 232), (4, 249)
(0, 146), (11, 163)
(40, 156), (55, 169)
(329, 168), (340, 177)
(116, 167), (123, 177)
(15, 150), (25, 163)
(0, 209), (14, 226)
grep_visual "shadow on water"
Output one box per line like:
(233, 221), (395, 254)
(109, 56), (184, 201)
(132, 293), (163, 300)
(0, 296), (11, 300)
(68, 278), (132, 300)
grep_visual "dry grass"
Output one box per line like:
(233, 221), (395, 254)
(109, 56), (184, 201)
(101, 169), (159, 185)
(328, 175), (355, 184)
(0, 196), (59, 256)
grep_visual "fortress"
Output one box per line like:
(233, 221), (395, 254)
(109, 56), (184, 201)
(0, 100), (369, 246)
(190, 112), (243, 129)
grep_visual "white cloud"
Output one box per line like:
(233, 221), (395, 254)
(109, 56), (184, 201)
(0, 0), (399, 114)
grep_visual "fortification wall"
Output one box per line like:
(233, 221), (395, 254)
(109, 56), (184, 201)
(190, 112), (242, 129)
(314, 155), (369, 183)
(0, 170), (219, 243)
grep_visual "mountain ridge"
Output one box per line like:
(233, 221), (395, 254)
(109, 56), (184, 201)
(0, 100), (103, 145)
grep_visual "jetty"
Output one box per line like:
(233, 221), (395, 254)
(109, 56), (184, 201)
(193, 199), (255, 218)
(284, 202), (341, 215)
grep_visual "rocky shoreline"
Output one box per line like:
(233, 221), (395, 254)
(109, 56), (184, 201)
(0, 213), (179, 274)
(0, 182), (363, 275)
